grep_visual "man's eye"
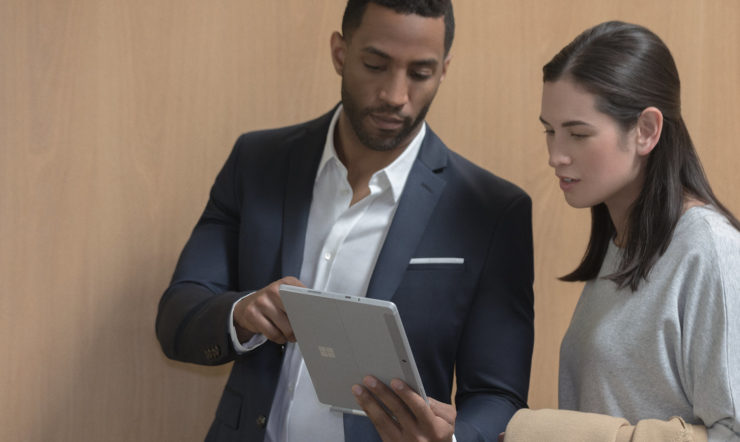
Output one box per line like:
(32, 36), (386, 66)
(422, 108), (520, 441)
(570, 133), (589, 139)
(543, 129), (554, 135)
(410, 71), (432, 80)
(364, 63), (383, 71)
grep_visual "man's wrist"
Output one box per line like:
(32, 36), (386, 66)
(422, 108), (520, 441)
(228, 292), (267, 353)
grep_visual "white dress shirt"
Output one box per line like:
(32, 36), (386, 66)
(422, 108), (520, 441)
(228, 105), (425, 441)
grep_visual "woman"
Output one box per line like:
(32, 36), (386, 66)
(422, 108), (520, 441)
(505, 21), (740, 441)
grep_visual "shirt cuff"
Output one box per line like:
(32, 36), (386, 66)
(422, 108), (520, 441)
(228, 291), (268, 354)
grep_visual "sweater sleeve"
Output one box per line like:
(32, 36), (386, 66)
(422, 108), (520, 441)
(504, 409), (708, 442)
(680, 217), (740, 440)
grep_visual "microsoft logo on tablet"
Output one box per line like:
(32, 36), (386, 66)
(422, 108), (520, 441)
(319, 346), (336, 358)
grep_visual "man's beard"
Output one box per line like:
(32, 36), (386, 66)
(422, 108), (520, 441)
(341, 82), (431, 152)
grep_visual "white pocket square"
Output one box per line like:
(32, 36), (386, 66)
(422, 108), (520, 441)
(409, 257), (464, 265)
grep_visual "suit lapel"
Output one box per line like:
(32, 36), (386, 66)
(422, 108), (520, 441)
(365, 129), (448, 302)
(280, 112), (335, 277)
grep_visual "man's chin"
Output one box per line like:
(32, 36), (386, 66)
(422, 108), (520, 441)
(362, 139), (402, 152)
(358, 129), (406, 152)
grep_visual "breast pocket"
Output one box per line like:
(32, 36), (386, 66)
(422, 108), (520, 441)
(395, 259), (470, 338)
(408, 257), (465, 270)
(407, 262), (465, 272)
(404, 257), (467, 287)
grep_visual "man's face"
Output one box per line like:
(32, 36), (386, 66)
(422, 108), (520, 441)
(332, 3), (450, 152)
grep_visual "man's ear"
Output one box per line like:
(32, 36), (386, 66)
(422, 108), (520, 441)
(330, 31), (346, 76)
(635, 106), (663, 156)
(439, 52), (452, 83)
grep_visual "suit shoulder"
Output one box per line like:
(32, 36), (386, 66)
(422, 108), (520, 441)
(228, 108), (335, 159)
(209, 109), (333, 183)
(445, 149), (530, 206)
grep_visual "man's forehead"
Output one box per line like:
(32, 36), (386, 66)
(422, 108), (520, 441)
(349, 3), (447, 59)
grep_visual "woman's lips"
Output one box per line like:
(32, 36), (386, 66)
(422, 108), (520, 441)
(558, 176), (580, 191)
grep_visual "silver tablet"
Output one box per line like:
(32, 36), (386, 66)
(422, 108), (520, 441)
(278, 285), (427, 415)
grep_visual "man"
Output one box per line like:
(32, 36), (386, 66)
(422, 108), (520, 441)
(156, 1), (534, 441)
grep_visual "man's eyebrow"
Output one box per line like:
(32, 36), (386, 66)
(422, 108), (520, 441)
(362, 46), (439, 67)
(362, 46), (391, 59)
(539, 116), (593, 128)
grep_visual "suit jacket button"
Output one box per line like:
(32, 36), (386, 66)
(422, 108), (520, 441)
(256, 415), (267, 428)
(204, 345), (221, 360)
(280, 345), (286, 354)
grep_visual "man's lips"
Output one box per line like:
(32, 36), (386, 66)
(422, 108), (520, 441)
(370, 113), (404, 130)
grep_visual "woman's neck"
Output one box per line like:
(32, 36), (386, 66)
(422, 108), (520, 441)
(609, 195), (707, 248)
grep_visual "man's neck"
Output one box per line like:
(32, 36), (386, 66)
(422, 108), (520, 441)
(333, 111), (418, 205)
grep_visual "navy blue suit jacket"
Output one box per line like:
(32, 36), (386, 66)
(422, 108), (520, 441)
(156, 108), (535, 442)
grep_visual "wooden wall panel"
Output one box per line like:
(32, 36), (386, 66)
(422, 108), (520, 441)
(1, 1), (737, 440)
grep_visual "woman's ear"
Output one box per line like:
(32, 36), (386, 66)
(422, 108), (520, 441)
(330, 31), (346, 76)
(635, 107), (663, 156)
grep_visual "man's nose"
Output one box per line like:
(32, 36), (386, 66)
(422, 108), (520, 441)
(379, 72), (409, 108)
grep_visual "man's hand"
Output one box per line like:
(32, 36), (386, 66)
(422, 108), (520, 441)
(352, 376), (455, 442)
(232, 276), (305, 344)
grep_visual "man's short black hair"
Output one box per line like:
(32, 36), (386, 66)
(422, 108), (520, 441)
(341, 0), (454, 55)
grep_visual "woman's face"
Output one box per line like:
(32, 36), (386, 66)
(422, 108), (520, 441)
(540, 78), (646, 216)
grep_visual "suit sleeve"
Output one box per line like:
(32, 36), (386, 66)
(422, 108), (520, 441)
(155, 139), (249, 366)
(454, 193), (535, 441)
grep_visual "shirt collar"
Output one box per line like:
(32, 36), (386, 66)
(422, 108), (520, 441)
(317, 105), (425, 203)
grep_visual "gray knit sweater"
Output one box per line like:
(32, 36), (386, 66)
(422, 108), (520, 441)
(559, 206), (740, 441)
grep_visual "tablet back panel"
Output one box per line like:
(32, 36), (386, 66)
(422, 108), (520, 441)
(279, 285), (426, 414)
